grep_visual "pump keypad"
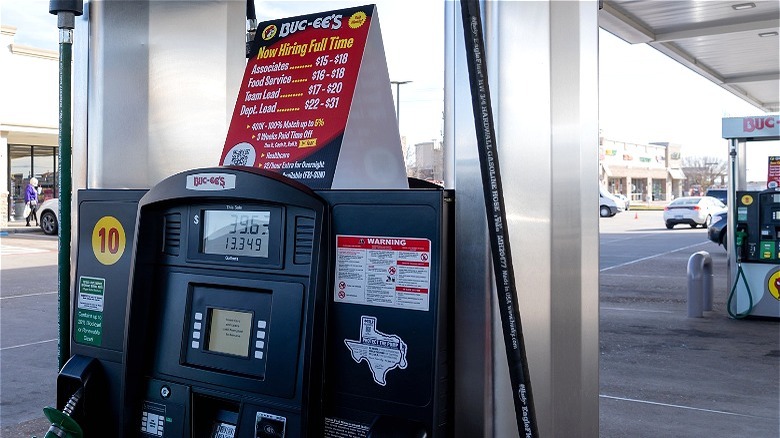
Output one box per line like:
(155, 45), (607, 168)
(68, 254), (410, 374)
(191, 312), (203, 349)
(255, 320), (268, 359)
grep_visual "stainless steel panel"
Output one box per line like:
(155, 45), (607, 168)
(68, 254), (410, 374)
(444, 2), (493, 436)
(446, 1), (599, 436)
(549, 1), (600, 436)
(73, 0), (244, 189)
(489, 2), (553, 436)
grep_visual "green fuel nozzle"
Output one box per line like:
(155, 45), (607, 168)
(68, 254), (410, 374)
(735, 229), (747, 248)
(43, 387), (84, 438)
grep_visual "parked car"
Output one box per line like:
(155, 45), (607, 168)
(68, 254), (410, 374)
(663, 196), (726, 229)
(707, 211), (727, 247)
(613, 193), (630, 211)
(599, 186), (625, 217)
(37, 198), (59, 235)
(705, 188), (727, 204)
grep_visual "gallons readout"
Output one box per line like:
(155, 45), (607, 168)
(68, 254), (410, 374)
(203, 210), (270, 258)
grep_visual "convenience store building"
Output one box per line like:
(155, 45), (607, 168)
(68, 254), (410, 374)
(599, 136), (686, 204)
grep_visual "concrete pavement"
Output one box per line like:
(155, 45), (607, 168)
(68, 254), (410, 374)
(1, 219), (45, 235)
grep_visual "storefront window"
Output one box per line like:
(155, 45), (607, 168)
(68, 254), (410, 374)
(652, 178), (666, 201)
(7, 145), (57, 220)
(632, 180), (646, 202)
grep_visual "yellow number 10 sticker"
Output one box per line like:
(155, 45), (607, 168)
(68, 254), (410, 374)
(92, 216), (127, 265)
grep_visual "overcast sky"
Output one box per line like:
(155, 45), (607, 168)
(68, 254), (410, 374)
(3, 0), (776, 181)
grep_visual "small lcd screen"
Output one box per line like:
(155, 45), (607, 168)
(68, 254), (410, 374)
(203, 210), (270, 258)
(206, 308), (253, 357)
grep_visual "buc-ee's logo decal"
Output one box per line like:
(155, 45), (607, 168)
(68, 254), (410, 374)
(261, 24), (277, 40)
(186, 174), (237, 191)
(741, 194), (754, 206)
(767, 269), (780, 301)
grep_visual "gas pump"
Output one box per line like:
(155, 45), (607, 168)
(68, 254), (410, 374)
(48, 5), (456, 436)
(729, 188), (780, 318)
(50, 166), (453, 437)
(722, 116), (780, 319)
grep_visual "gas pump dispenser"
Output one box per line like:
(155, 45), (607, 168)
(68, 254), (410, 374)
(735, 189), (780, 263)
(53, 166), (453, 437)
(730, 187), (780, 318)
(50, 5), (454, 436)
(722, 116), (780, 319)
(121, 168), (330, 437)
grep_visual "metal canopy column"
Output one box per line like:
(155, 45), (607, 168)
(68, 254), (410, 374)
(445, 1), (599, 436)
(72, 0), (245, 190)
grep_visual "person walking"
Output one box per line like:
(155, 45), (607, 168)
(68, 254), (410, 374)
(24, 177), (40, 226)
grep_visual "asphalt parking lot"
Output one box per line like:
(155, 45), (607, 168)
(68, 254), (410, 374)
(1, 211), (778, 437)
(599, 210), (779, 437)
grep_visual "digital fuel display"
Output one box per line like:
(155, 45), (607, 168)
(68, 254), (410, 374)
(203, 210), (270, 258)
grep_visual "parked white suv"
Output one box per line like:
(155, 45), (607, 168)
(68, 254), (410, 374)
(599, 186), (625, 217)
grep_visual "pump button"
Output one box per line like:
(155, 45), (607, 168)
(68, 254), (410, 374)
(194, 322), (202, 330)
(195, 312), (203, 321)
(258, 320), (267, 329)
(255, 351), (264, 359)
(256, 341), (265, 349)
(192, 341), (200, 349)
(257, 331), (266, 339)
(193, 332), (200, 340)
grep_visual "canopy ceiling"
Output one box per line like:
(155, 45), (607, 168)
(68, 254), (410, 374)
(599, 0), (779, 113)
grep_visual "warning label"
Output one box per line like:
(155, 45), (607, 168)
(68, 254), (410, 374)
(334, 235), (431, 311)
(323, 417), (369, 438)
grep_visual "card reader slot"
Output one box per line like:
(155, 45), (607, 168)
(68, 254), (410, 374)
(191, 393), (240, 438)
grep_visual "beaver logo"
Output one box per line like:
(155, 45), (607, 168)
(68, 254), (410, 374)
(261, 24), (277, 41)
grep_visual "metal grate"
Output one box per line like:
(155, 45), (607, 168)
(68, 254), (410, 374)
(163, 213), (181, 256)
(294, 216), (315, 264)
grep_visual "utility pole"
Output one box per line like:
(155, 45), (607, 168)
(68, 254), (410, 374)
(390, 80), (412, 125)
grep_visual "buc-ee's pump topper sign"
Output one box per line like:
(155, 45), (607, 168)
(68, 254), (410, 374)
(722, 116), (780, 139)
(221, 5), (374, 188)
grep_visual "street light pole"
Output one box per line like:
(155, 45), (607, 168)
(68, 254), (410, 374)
(390, 80), (412, 125)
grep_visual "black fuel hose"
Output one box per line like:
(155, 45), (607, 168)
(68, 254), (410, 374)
(458, 1), (538, 436)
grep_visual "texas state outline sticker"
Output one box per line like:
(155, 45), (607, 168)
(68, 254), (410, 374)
(344, 315), (408, 386)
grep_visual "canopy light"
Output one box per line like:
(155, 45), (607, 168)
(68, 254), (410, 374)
(731, 2), (756, 10)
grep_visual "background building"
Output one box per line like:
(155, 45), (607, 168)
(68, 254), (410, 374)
(599, 135), (685, 203)
(407, 140), (444, 185)
(1, 25), (59, 227)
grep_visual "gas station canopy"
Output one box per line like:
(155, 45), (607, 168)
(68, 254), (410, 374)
(599, 0), (780, 113)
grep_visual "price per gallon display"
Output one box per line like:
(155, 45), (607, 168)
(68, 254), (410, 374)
(222, 5), (373, 187)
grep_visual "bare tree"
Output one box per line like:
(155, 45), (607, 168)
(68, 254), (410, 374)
(682, 156), (727, 191)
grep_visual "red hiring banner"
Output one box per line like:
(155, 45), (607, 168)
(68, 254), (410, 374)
(221, 6), (374, 188)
